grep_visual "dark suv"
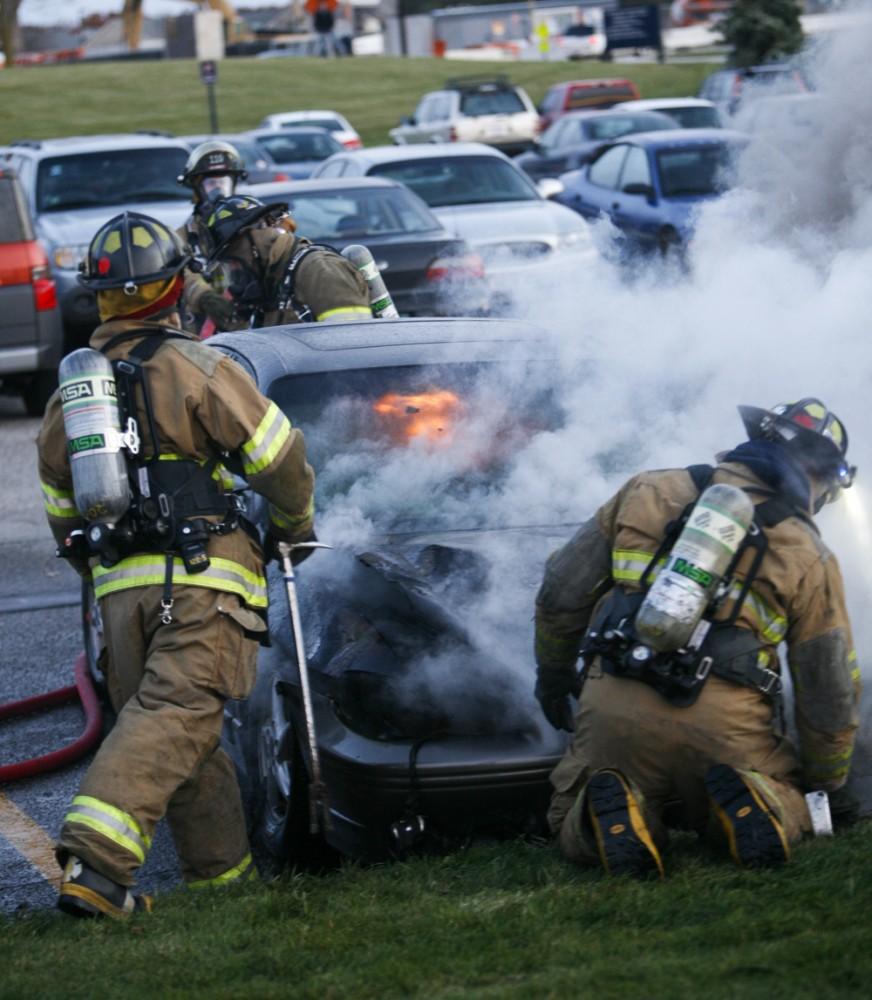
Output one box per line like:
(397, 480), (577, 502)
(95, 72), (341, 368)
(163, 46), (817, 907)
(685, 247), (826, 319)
(0, 167), (62, 415)
(0, 134), (192, 351)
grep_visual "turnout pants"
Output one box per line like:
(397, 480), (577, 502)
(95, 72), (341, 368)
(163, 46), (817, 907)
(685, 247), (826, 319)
(58, 584), (264, 887)
(549, 668), (812, 865)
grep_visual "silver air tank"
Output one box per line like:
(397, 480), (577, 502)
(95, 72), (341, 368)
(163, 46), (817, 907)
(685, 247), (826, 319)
(634, 484), (754, 652)
(58, 348), (131, 526)
(341, 244), (400, 319)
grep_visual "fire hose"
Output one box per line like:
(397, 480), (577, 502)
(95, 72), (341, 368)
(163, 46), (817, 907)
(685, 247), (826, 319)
(0, 652), (102, 783)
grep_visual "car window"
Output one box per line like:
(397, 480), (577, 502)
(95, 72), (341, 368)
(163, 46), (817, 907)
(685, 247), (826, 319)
(587, 113), (669, 141)
(588, 145), (628, 189)
(663, 106), (721, 128)
(35, 147), (189, 213)
(459, 89), (525, 117)
(285, 186), (441, 240)
(0, 177), (31, 242)
(369, 155), (538, 207)
(430, 95), (453, 121)
(656, 143), (740, 197)
(254, 132), (342, 163)
(567, 81), (638, 110)
(541, 119), (569, 150)
(618, 146), (651, 189)
(282, 118), (342, 132)
(318, 158), (348, 178)
(540, 88), (562, 112)
(416, 95), (437, 124)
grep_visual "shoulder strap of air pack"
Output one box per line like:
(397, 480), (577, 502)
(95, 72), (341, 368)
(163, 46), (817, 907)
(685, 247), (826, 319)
(275, 242), (342, 322)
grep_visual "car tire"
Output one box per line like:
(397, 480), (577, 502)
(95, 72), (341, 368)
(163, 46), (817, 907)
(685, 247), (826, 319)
(23, 370), (58, 416)
(657, 226), (681, 258)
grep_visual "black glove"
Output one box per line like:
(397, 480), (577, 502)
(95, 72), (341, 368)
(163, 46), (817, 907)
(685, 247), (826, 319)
(200, 290), (237, 328)
(535, 675), (578, 732)
(828, 785), (862, 830)
(265, 529), (318, 567)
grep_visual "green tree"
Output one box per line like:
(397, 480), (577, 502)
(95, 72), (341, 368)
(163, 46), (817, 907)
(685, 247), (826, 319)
(719, 0), (804, 68)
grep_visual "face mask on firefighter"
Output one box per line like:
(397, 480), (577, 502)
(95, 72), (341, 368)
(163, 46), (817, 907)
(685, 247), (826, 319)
(221, 256), (263, 304)
(200, 175), (235, 203)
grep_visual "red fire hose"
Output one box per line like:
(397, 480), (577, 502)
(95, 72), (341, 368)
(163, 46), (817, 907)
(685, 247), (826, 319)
(0, 653), (102, 782)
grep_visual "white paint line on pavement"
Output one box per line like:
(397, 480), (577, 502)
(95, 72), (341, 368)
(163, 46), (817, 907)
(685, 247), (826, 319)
(0, 791), (60, 889)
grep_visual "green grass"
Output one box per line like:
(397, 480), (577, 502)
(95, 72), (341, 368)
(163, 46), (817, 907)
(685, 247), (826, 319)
(0, 56), (714, 147)
(2, 827), (871, 999)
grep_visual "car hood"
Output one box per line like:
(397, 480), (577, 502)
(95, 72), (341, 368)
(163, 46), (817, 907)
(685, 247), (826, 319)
(432, 199), (586, 244)
(36, 199), (192, 247)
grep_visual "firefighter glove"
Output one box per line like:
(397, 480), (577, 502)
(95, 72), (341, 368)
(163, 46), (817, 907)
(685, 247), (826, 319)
(201, 290), (237, 328)
(828, 785), (861, 829)
(535, 674), (578, 732)
(264, 529), (319, 566)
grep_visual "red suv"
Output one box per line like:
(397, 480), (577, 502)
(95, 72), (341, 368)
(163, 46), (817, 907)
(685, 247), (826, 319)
(538, 78), (641, 130)
(0, 168), (62, 414)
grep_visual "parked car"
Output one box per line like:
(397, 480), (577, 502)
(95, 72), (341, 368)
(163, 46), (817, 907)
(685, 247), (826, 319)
(515, 109), (677, 181)
(389, 77), (539, 156)
(538, 78), (641, 130)
(312, 143), (597, 312)
(0, 166), (62, 415)
(618, 98), (722, 129)
(0, 134), (192, 349)
(733, 93), (825, 143)
(555, 129), (748, 256)
(204, 318), (571, 863)
(245, 127), (344, 180)
(698, 63), (810, 119)
(237, 177), (488, 316)
(257, 110), (363, 151)
(178, 133), (288, 185)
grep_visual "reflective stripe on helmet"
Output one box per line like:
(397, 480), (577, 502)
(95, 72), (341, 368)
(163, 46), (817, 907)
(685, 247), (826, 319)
(241, 403), (291, 477)
(92, 555), (268, 608)
(187, 853), (255, 889)
(64, 795), (152, 864)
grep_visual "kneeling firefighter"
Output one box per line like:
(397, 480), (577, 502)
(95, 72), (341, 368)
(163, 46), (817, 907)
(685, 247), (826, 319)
(534, 399), (861, 877)
(37, 211), (317, 917)
(201, 195), (373, 328)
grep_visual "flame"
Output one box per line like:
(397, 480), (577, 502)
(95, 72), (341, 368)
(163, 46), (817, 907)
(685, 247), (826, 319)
(372, 389), (462, 444)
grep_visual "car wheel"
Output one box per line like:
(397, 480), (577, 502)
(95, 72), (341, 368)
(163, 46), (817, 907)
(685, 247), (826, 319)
(657, 226), (681, 258)
(23, 370), (58, 416)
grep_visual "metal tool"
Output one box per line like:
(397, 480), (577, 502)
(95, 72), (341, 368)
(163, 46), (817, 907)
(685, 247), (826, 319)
(277, 540), (333, 835)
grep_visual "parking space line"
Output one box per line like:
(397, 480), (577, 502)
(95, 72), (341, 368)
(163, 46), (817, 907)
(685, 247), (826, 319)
(0, 791), (60, 888)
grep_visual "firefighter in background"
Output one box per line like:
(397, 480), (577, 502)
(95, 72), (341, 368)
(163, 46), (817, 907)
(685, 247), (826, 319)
(37, 211), (316, 918)
(534, 400), (861, 877)
(202, 194), (371, 328)
(177, 140), (249, 334)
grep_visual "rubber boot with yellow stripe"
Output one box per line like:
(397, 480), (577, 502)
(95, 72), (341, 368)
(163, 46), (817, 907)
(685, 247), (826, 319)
(585, 769), (665, 879)
(58, 856), (153, 919)
(705, 763), (790, 868)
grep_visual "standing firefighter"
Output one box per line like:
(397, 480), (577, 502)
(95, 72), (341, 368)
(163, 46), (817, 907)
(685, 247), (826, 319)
(177, 140), (249, 334)
(535, 400), (861, 877)
(202, 194), (371, 328)
(37, 211), (316, 918)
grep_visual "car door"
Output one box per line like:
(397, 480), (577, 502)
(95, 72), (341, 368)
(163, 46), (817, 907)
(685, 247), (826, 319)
(609, 144), (661, 249)
(563, 144), (628, 222)
(426, 94), (454, 143)
(399, 95), (436, 145)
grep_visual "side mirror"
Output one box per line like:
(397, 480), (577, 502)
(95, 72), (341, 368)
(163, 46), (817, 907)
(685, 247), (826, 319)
(623, 182), (656, 202)
(537, 178), (565, 200)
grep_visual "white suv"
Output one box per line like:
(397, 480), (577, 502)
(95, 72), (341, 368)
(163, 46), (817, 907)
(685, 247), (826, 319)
(389, 77), (539, 156)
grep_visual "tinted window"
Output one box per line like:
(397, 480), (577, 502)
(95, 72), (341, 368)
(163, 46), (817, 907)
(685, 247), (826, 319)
(369, 155), (537, 207)
(587, 113), (672, 141)
(0, 177), (30, 242)
(567, 81), (638, 110)
(588, 145), (628, 189)
(282, 118), (342, 132)
(459, 89), (525, 116)
(656, 144), (740, 197)
(619, 146), (651, 189)
(254, 132), (342, 163)
(284, 186), (441, 240)
(36, 147), (189, 213)
(663, 106), (721, 128)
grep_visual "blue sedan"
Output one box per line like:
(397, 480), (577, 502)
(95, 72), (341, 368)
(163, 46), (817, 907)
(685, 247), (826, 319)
(555, 129), (747, 255)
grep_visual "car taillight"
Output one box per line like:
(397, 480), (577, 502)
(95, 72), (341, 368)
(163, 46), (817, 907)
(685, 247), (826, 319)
(426, 253), (485, 282)
(448, 125), (458, 142)
(342, 137), (362, 150)
(31, 265), (57, 312)
(274, 172), (290, 182)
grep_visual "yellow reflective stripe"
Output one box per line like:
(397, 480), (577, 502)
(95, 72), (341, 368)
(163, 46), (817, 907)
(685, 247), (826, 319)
(212, 464), (236, 490)
(269, 495), (315, 532)
(315, 306), (372, 322)
(41, 480), (79, 518)
(187, 853), (254, 889)
(65, 795), (151, 864)
(92, 556), (268, 608)
(612, 549), (654, 583)
(65, 814), (146, 864)
(726, 582), (787, 643)
(71, 795), (152, 848)
(242, 403), (291, 476)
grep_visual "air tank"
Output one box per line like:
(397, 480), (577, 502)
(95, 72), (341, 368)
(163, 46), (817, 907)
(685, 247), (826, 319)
(58, 348), (130, 526)
(634, 483), (754, 652)
(341, 244), (400, 319)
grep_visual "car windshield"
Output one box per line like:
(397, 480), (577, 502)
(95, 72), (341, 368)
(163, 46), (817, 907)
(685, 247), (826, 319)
(656, 144), (741, 197)
(369, 156), (538, 207)
(254, 132), (341, 163)
(662, 106), (721, 128)
(587, 113), (673, 140)
(459, 88), (526, 116)
(35, 148), (189, 213)
(281, 118), (342, 132)
(284, 186), (441, 240)
(271, 361), (561, 532)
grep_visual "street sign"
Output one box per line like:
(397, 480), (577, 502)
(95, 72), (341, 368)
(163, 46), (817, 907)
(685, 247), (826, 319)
(605, 4), (662, 51)
(199, 59), (218, 85)
(195, 9), (224, 62)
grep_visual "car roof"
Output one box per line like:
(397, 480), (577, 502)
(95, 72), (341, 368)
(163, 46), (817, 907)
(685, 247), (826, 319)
(264, 110), (345, 120)
(555, 108), (676, 124)
(0, 134), (189, 156)
(617, 128), (746, 149)
(239, 177), (403, 198)
(329, 143), (509, 165)
(620, 98), (716, 110)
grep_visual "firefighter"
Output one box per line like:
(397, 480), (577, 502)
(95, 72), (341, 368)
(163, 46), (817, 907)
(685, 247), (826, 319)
(535, 399), (861, 877)
(201, 194), (371, 328)
(177, 140), (249, 333)
(37, 211), (316, 918)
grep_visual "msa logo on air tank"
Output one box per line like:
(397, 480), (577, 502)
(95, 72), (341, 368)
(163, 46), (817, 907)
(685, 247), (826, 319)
(60, 379), (117, 403)
(68, 433), (106, 455)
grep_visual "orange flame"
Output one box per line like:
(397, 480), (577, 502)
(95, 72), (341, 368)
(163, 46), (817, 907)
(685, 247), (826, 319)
(372, 389), (462, 444)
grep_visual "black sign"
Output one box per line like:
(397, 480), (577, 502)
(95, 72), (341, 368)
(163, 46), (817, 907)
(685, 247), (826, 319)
(605, 4), (661, 51)
(199, 59), (218, 85)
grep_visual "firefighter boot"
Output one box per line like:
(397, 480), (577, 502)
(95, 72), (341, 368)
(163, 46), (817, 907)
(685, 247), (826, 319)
(705, 763), (790, 868)
(58, 855), (153, 919)
(584, 769), (665, 879)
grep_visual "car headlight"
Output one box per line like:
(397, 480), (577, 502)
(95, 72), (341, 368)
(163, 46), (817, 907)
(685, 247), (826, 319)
(53, 245), (89, 270)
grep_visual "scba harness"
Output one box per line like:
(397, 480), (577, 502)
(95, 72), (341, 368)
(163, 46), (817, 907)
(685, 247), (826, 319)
(583, 465), (814, 708)
(243, 238), (343, 328)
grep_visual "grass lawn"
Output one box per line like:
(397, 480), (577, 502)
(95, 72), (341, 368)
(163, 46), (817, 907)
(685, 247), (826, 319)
(2, 825), (871, 998)
(0, 56), (714, 148)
